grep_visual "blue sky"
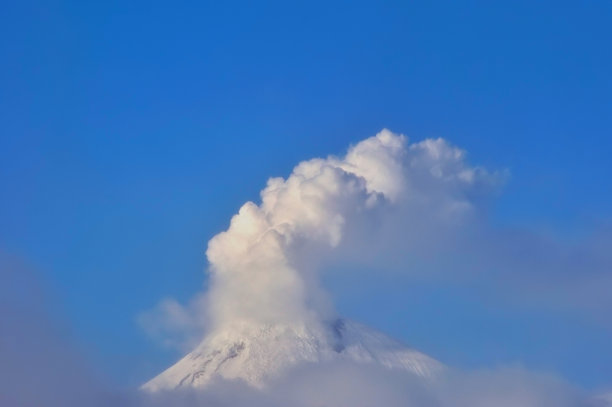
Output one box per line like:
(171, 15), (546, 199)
(1, 0), (611, 390)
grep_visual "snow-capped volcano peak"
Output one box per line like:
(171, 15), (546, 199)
(142, 319), (443, 392)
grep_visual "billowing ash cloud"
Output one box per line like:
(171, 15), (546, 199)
(202, 129), (500, 331)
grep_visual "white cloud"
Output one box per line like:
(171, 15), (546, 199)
(138, 296), (208, 352)
(140, 362), (590, 407)
(200, 129), (501, 333)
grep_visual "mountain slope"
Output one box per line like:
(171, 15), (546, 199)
(142, 319), (443, 392)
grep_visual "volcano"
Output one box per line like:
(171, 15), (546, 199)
(142, 319), (442, 392)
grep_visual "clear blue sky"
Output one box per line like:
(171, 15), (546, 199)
(1, 0), (611, 389)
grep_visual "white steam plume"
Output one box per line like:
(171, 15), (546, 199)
(203, 129), (499, 332)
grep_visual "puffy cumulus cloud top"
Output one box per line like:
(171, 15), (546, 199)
(205, 130), (501, 330)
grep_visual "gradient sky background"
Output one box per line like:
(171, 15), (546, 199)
(1, 0), (611, 391)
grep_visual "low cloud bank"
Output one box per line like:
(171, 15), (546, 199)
(8, 253), (596, 407)
(140, 362), (592, 407)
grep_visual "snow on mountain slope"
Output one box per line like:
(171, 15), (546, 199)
(142, 319), (443, 392)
